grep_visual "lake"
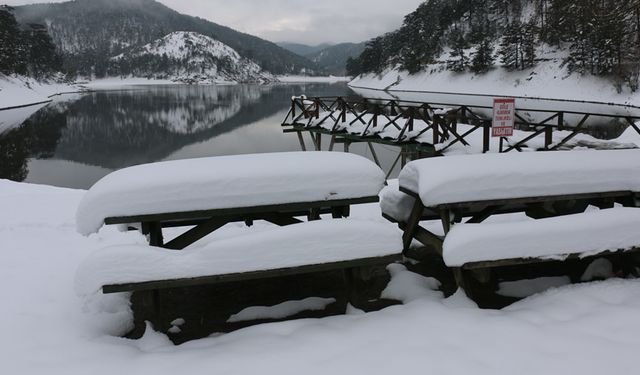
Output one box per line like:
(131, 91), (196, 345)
(0, 83), (405, 189)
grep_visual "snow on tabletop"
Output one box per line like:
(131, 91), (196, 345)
(75, 219), (402, 295)
(400, 149), (640, 207)
(75, 152), (385, 235)
(443, 207), (640, 267)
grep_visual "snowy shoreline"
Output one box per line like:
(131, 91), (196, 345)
(0, 75), (351, 111)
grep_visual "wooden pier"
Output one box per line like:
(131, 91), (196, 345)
(281, 96), (640, 173)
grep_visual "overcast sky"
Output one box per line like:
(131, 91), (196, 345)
(4, 0), (424, 45)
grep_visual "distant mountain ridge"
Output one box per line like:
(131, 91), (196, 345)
(279, 42), (365, 75)
(277, 42), (333, 57)
(110, 31), (273, 83)
(13, 0), (315, 77)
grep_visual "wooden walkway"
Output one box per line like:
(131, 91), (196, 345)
(281, 96), (640, 173)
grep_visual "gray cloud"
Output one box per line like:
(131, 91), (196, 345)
(3, 0), (423, 44)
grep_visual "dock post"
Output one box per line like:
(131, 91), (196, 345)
(544, 126), (553, 149)
(483, 122), (491, 153)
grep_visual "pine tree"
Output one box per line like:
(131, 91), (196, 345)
(470, 37), (495, 73)
(522, 22), (539, 69)
(23, 23), (62, 78)
(0, 6), (25, 75)
(498, 21), (524, 70)
(447, 28), (468, 72)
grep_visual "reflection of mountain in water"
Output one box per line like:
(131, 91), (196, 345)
(53, 84), (348, 168)
(0, 104), (69, 181)
(0, 83), (354, 184)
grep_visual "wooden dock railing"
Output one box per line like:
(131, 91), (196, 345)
(281, 96), (640, 154)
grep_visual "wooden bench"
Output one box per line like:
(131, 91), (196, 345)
(76, 151), (386, 250)
(381, 150), (640, 302)
(76, 219), (402, 342)
(445, 206), (640, 268)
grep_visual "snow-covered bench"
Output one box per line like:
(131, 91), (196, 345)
(76, 219), (402, 341)
(392, 149), (640, 252)
(444, 208), (640, 269)
(442, 208), (640, 298)
(76, 152), (385, 249)
(380, 150), (640, 302)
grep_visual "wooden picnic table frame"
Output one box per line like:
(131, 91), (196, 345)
(104, 196), (380, 250)
(386, 187), (640, 300)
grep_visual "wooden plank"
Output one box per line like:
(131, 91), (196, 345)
(402, 199), (426, 251)
(102, 254), (403, 294)
(104, 196), (380, 225)
(435, 190), (633, 211)
(411, 226), (443, 256)
(163, 217), (230, 250)
(462, 247), (640, 270)
(297, 131), (307, 151)
(550, 114), (589, 150)
(367, 142), (382, 167)
(142, 222), (164, 247)
(503, 126), (547, 153)
(465, 205), (502, 224)
(483, 122), (491, 153)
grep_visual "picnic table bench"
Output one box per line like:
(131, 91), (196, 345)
(381, 149), (640, 303)
(77, 219), (402, 342)
(76, 151), (386, 249)
(76, 152), (403, 341)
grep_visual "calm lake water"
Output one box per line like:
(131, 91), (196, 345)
(0, 83), (405, 189)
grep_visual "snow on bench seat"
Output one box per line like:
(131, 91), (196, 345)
(76, 152), (385, 235)
(443, 208), (640, 267)
(380, 180), (416, 223)
(399, 149), (640, 207)
(75, 219), (402, 295)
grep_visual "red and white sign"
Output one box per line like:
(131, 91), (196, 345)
(492, 98), (515, 137)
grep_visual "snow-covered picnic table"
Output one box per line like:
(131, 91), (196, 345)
(74, 151), (399, 340)
(381, 150), (640, 301)
(76, 151), (385, 249)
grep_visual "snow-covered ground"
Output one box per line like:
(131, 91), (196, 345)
(3, 178), (640, 374)
(350, 47), (640, 116)
(0, 74), (78, 110)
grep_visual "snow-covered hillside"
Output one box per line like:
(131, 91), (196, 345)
(0, 74), (77, 111)
(350, 45), (640, 114)
(112, 32), (275, 84)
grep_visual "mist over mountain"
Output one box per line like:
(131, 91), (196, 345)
(277, 42), (333, 57)
(279, 42), (366, 75)
(13, 0), (316, 77)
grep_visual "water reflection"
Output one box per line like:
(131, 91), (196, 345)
(0, 83), (354, 188)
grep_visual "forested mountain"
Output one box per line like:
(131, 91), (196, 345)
(110, 32), (272, 83)
(348, 0), (640, 91)
(0, 5), (61, 78)
(13, 0), (315, 77)
(307, 43), (366, 75)
(277, 42), (332, 57)
(279, 42), (366, 75)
